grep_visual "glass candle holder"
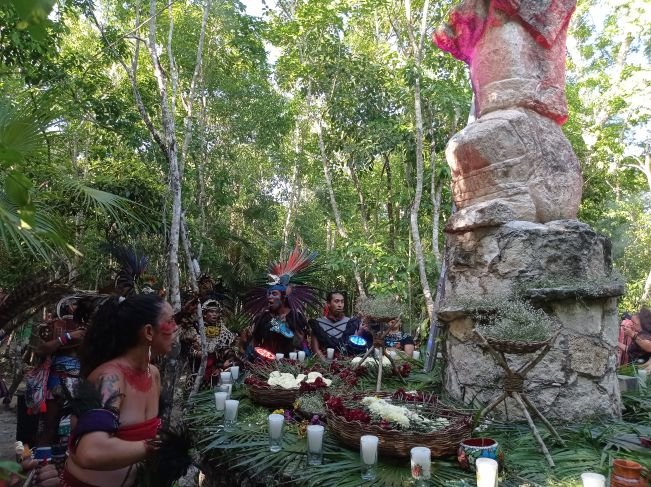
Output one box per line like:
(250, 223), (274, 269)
(289, 352), (298, 360)
(412, 351), (421, 360)
(306, 425), (325, 466)
(224, 399), (239, 432)
(326, 348), (335, 360)
(389, 350), (398, 360)
(581, 473), (606, 487)
(214, 391), (228, 411)
(268, 414), (284, 453)
(220, 371), (232, 385)
(230, 366), (240, 382)
(360, 435), (379, 481)
(410, 446), (431, 485)
(476, 457), (498, 487)
(638, 369), (648, 388)
(276, 353), (285, 360)
(297, 351), (306, 362)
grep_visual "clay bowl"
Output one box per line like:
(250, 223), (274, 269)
(457, 437), (503, 472)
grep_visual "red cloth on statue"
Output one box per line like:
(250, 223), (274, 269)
(115, 416), (161, 441)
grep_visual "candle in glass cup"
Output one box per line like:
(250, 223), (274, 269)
(360, 435), (379, 481)
(476, 457), (498, 487)
(638, 369), (648, 388)
(214, 391), (228, 411)
(276, 353), (285, 360)
(220, 371), (232, 384)
(410, 447), (431, 482)
(297, 351), (306, 362)
(389, 350), (397, 360)
(412, 351), (421, 360)
(230, 365), (240, 382)
(306, 425), (325, 466)
(326, 348), (335, 360)
(289, 352), (298, 360)
(581, 473), (606, 487)
(224, 399), (239, 432)
(268, 414), (284, 452)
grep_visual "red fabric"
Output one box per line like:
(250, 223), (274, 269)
(115, 417), (161, 442)
(61, 467), (102, 487)
(618, 324), (632, 366)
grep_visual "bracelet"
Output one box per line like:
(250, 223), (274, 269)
(58, 337), (64, 346)
(65, 332), (73, 343)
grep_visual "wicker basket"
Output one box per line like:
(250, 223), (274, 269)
(247, 384), (299, 409)
(485, 336), (551, 354)
(326, 392), (472, 458)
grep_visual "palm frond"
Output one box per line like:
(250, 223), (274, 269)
(0, 97), (45, 164)
(60, 176), (145, 227)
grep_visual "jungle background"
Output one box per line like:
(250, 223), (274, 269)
(0, 0), (649, 336)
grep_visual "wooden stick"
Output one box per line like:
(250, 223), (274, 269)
(520, 393), (565, 445)
(479, 391), (508, 419)
(517, 330), (561, 376)
(513, 392), (555, 468)
(383, 349), (407, 385)
(474, 330), (510, 372)
(376, 346), (384, 392)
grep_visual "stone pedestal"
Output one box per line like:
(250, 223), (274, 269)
(439, 220), (623, 421)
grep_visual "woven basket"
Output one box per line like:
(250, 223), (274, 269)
(485, 336), (551, 354)
(248, 384), (299, 409)
(326, 392), (472, 458)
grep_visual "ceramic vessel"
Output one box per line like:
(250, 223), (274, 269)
(457, 438), (503, 472)
(611, 459), (647, 487)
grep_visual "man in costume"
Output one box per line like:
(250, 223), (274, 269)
(246, 248), (320, 359)
(181, 298), (239, 388)
(309, 291), (367, 358)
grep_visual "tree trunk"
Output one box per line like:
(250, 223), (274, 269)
(181, 213), (208, 397)
(349, 160), (369, 235)
(147, 0), (182, 312)
(383, 154), (396, 248)
(405, 0), (434, 323)
(281, 124), (302, 260)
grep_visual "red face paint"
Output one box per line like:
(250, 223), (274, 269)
(159, 320), (177, 337)
(116, 364), (152, 392)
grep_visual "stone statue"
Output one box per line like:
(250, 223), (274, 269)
(434, 0), (582, 229)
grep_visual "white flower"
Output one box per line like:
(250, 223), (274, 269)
(266, 371), (331, 389)
(351, 356), (391, 368)
(305, 371), (332, 386)
(360, 396), (450, 431)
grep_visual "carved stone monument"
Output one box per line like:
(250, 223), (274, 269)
(434, 0), (622, 421)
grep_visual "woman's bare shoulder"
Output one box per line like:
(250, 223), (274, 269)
(87, 361), (126, 403)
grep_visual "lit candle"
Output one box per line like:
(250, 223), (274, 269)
(412, 351), (421, 360)
(360, 435), (378, 465)
(268, 413), (284, 452)
(224, 399), (239, 431)
(360, 435), (379, 481)
(220, 371), (232, 384)
(476, 457), (498, 487)
(326, 348), (335, 360)
(297, 351), (306, 362)
(307, 424), (325, 466)
(230, 366), (240, 381)
(289, 352), (298, 360)
(410, 447), (431, 481)
(581, 473), (606, 487)
(276, 353), (285, 360)
(214, 391), (228, 411)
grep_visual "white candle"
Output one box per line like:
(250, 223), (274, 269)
(219, 383), (232, 399)
(214, 392), (228, 411)
(276, 353), (285, 360)
(220, 371), (232, 384)
(224, 399), (239, 421)
(297, 351), (306, 362)
(307, 425), (324, 452)
(268, 414), (284, 439)
(476, 457), (498, 487)
(412, 351), (421, 360)
(638, 369), (648, 387)
(326, 348), (335, 359)
(373, 348), (381, 359)
(581, 473), (606, 487)
(410, 446), (431, 479)
(289, 352), (298, 360)
(360, 435), (379, 465)
(389, 350), (397, 360)
(230, 366), (240, 381)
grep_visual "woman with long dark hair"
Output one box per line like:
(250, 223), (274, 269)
(62, 294), (177, 487)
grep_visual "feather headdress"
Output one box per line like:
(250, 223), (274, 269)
(245, 247), (322, 318)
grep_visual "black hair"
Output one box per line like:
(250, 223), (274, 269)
(326, 291), (346, 304)
(80, 294), (166, 378)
